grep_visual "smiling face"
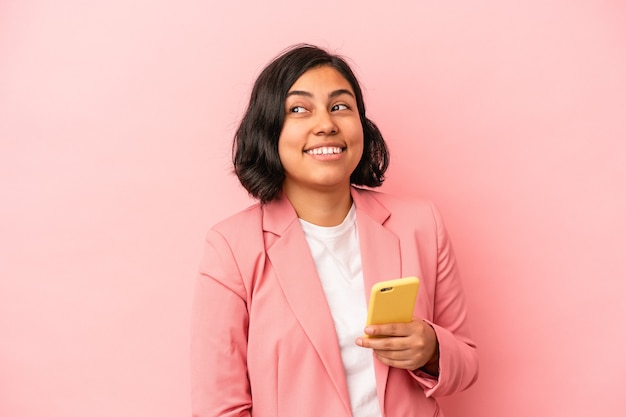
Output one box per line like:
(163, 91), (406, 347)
(278, 65), (364, 198)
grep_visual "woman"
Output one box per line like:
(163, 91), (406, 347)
(191, 44), (478, 417)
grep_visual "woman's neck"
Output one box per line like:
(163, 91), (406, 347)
(282, 185), (353, 227)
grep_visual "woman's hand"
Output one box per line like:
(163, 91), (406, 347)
(355, 319), (440, 375)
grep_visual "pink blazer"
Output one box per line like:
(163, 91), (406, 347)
(191, 187), (478, 417)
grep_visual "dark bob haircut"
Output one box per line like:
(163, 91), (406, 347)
(233, 44), (389, 203)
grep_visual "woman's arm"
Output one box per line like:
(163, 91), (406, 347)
(191, 230), (252, 417)
(355, 201), (478, 397)
(417, 201), (479, 396)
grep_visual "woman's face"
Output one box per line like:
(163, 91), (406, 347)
(278, 65), (364, 197)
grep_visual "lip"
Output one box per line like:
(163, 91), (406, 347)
(303, 142), (346, 153)
(304, 146), (345, 156)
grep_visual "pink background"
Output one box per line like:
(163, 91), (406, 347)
(1, 1), (625, 416)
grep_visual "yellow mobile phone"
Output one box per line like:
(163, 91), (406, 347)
(365, 277), (420, 337)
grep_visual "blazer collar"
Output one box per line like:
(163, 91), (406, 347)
(261, 187), (392, 235)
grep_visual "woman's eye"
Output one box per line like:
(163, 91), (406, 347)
(290, 106), (306, 113)
(331, 104), (349, 111)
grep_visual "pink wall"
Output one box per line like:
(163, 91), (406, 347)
(1, 1), (625, 416)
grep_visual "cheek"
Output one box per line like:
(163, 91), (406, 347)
(276, 141), (288, 168)
(277, 132), (300, 169)
(352, 130), (365, 164)
(350, 120), (364, 141)
(276, 127), (290, 154)
(277, 123), (299, 147)
(352, 126), (365, 150)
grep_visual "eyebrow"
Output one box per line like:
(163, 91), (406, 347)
(286, 89), (355, 99)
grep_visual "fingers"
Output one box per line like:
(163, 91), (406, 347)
(355, 319), (438, 370)
(373, 352), (422, 370)
(356, 332), (422, 354)
(363, 322), (406, 337)
(355, 336), (426, 370)
(363, 319), (423, 338)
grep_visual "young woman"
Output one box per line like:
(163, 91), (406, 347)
(191, 44), (478, 417)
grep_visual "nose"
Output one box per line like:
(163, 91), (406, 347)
(313, 110), (337, 135)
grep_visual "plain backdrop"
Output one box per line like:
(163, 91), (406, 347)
(1, 1), (625, 416)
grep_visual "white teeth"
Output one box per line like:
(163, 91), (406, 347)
(306, 147), (343, 155)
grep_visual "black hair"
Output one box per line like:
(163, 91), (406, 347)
(232, 44), (389, 203)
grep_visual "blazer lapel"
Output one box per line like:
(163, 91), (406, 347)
(262, 195), (352, 414)
(351, 188), (401, 298)
(352, 188), (402, 412)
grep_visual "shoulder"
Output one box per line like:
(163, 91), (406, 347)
(201, 203), (267, 265)
(353, 187), (439, 225)
(353, 188), (453, 262)
(209, 202), (264, 237)
(199, 203), (266, 286)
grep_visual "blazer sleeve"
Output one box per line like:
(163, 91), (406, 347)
(413, 202), (479, 397)
(191, 229), (252, 417)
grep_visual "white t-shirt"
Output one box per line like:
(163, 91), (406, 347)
(299, 204), (381, 417)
